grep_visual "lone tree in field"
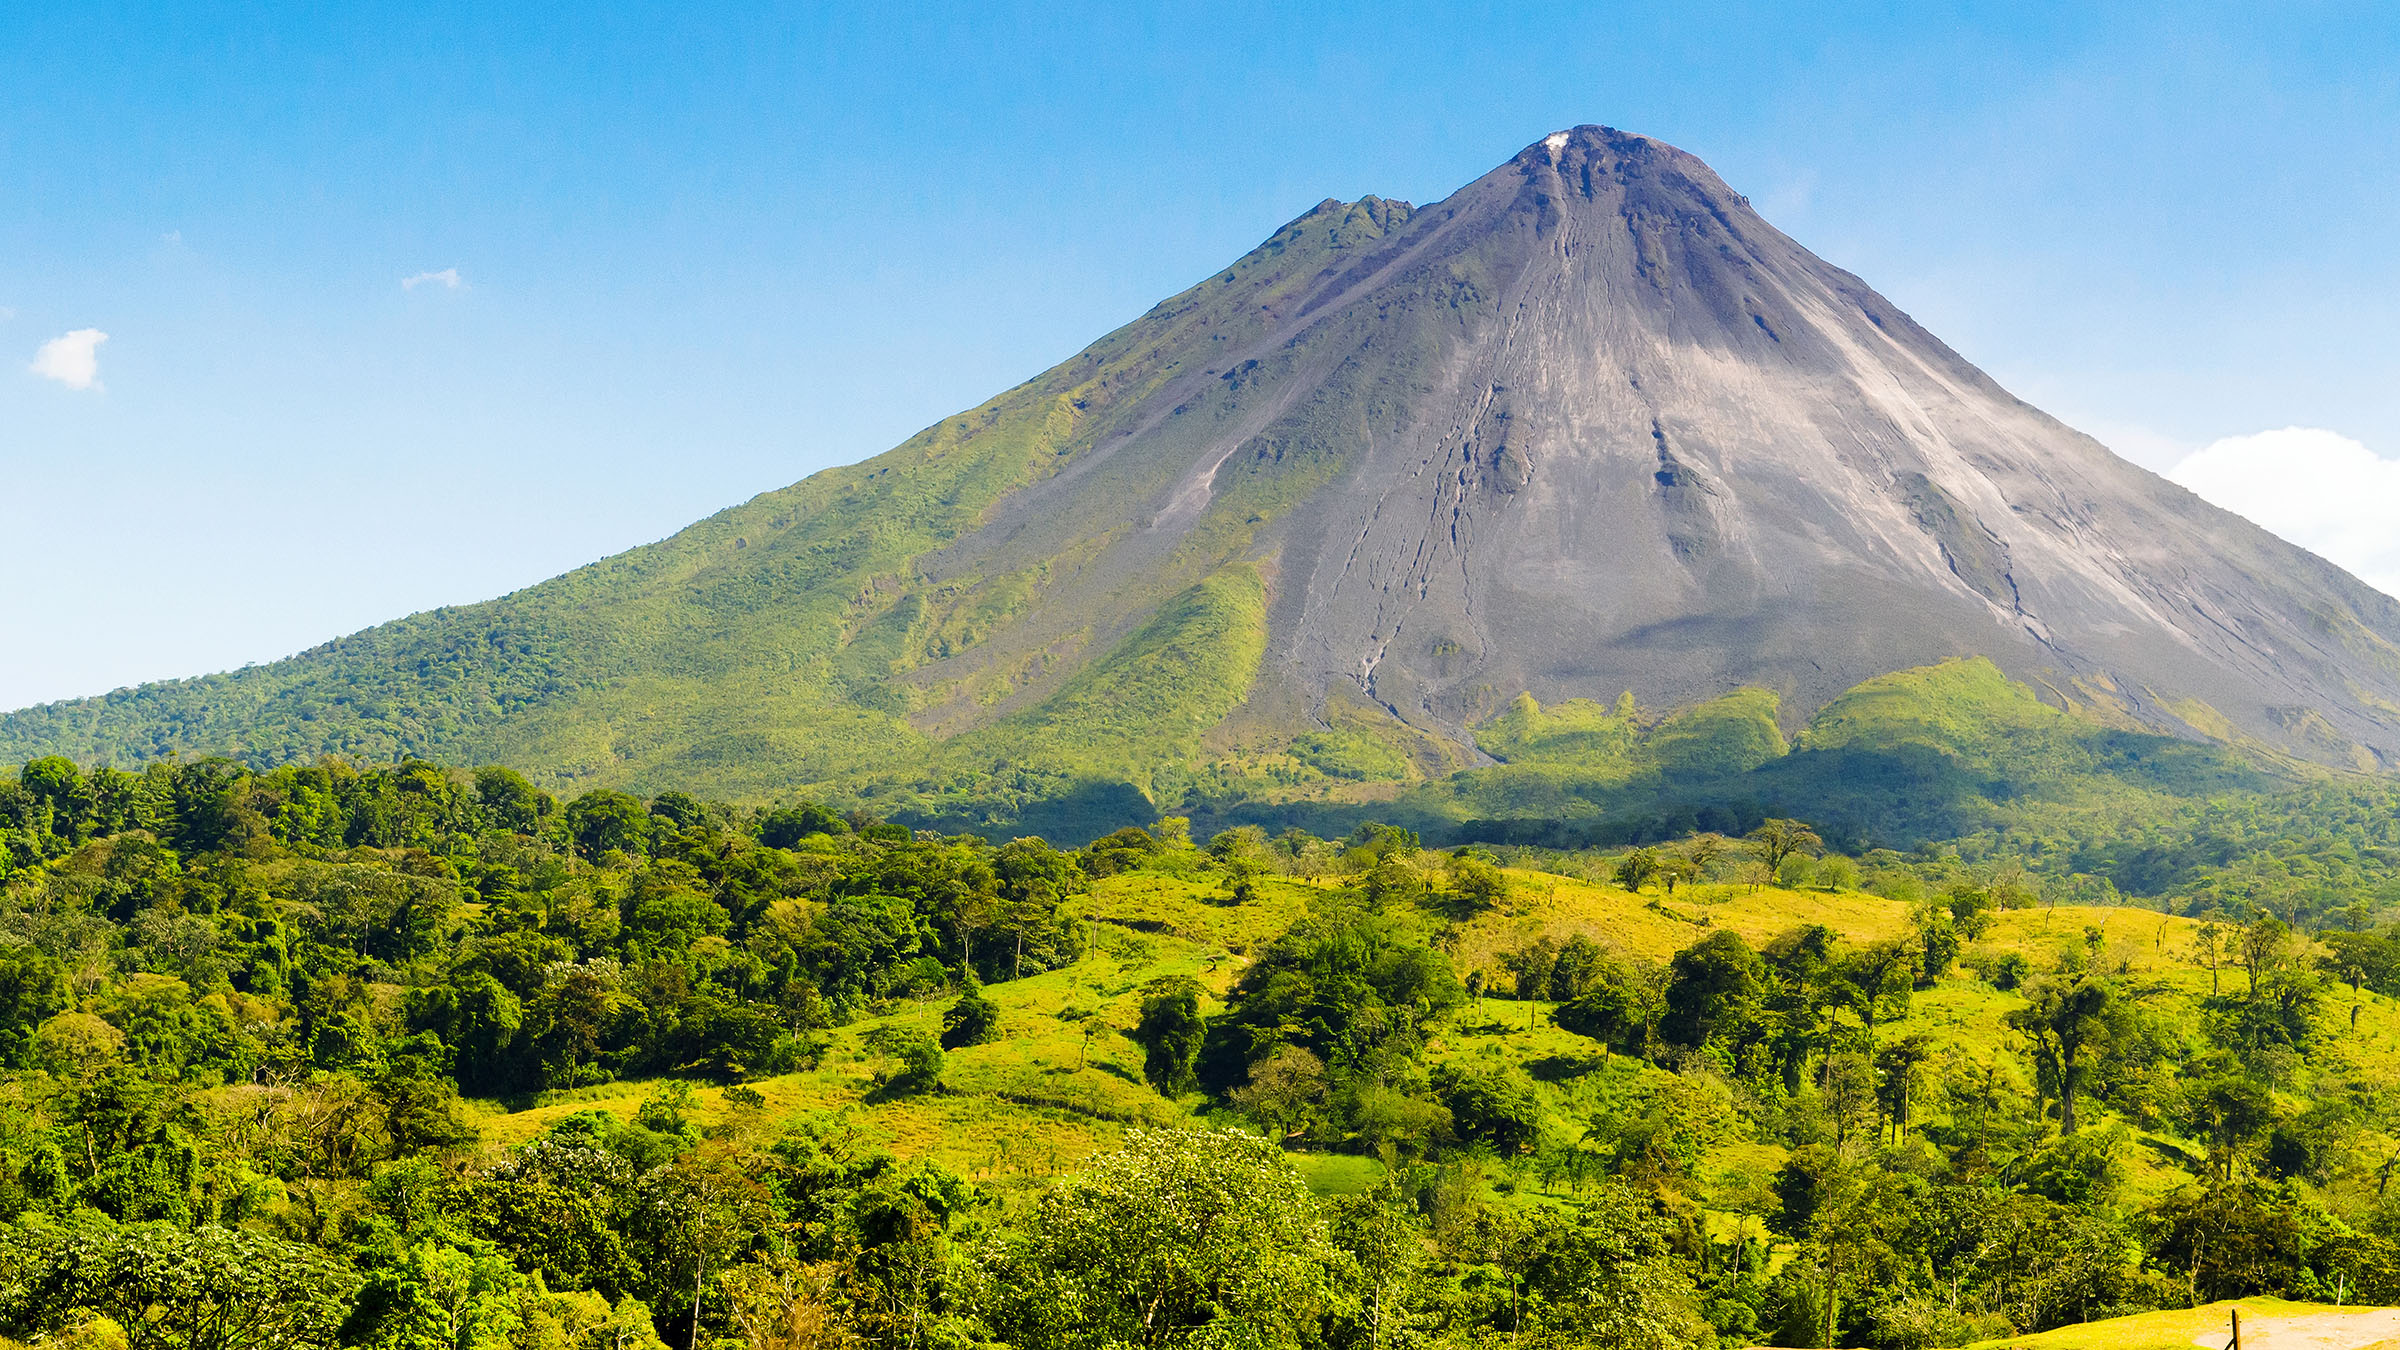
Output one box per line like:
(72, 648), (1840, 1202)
(1747, 818), (1824, 875)
(1614, 847), (1665, 894)
(1129, 976), (1207, 1097)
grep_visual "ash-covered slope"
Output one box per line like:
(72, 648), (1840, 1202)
(895, 124), (2400, 771)
(1236, 127), (2400, 765)
(9, 126), (2400, 797)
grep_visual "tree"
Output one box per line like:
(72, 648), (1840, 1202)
(1748, 819), (1824, 874)
(1129, 977), (1206, 1097)
(1445, 851), (1509, 912)
(1911, 904), (1961, 986)
(941, 978), (1000, 1050)
(863, 1026), (944, 1098)
(1192, 903), (1461, 1096)
(992, 838), (1086, 981)
(1555, 967), (1663, 1060)
(1874, 1034), (1935, 1143)
(472, 765), (548, 834)
(1661, 930), (1765, 1054)
(565, 789), (651, 859)
(2195, 922), (2228, 997)
(2005, 974), (2126, 1135)
(719, 1252), (852, 1350)
(1471, 1186), (1700, 1350)
(981, 1129), (1354, 1350)
(1364, 854), (1429, 908)
(1547, 935), (1608, 1002)
(1821, 1052), (1877, 1148)
(1615, 848), (1666, 893)
(1435, 1063), (1544, 1154)
(345, 1238), (530, 1349)
(0, 1216), (359, 1350)
(2144, 1177), (2335, 1302)
(0, 950), (70, 1069)
(758, 800), (849, 849)
(1229, 1045), (1330, 1141)
(1329, 1183), (1424, 1350)
(2187, 1073), (2275, 1178)
(1834, 939), (1917, 1032)
(1680, 833), (1731, 878)
(2238, 916), (2293, 1000)
(636, 1146), (775, 1350)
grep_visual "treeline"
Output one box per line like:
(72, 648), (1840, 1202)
(0, 755), (1088, 1098)
(1463, 774), (2400, 934)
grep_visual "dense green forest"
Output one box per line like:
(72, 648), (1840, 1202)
(9, 754), (2400, 1348)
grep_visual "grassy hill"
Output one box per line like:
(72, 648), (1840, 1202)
(461, 861), (2400, 1213)
(1969, 1299), (2399, 1350)
(430, 855), (2400, 1346)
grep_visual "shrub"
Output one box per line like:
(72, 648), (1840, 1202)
(942, 979), (1000, 1049)
(864, 1025), (943, 1097)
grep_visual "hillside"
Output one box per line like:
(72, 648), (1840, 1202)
(10, 754), (2400, 1346)
(12, 128), (2400, 835)
(1233, 658), (2295, 851)
(1972, 1301), (2400, 1350)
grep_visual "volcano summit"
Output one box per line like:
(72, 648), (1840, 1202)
(10, 127), (2399, 824)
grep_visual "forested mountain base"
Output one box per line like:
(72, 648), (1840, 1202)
(8, 755), (2400, 1347)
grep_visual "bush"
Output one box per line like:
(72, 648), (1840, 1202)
(1130, 977), (1206, 1096)
(1964, 949), (2030, 990)
(1433, 1063), (1543, 1154)
(864, 1025), (943, 1097)
(942, 980), (1000, 1049)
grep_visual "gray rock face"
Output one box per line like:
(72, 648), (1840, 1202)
(944, 125), (2400, 765)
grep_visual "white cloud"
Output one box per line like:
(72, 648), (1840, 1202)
(402, 268), (463, 291)
(2169, 427), (2400, 598)
(29, 329), (107, 391)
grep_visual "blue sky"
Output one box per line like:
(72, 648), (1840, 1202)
(4, 2), (2397, 711)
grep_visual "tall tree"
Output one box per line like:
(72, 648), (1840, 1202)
(2005, 975), (2126, 1135)
(1747, 819), (1824, 874)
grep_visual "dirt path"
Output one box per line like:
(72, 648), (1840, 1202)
(2192, 1308), (2400, 1350)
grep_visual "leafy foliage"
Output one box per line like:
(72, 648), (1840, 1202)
(3, 747), (2400, 1349)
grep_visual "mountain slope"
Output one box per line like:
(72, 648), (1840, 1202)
(10, 126), (2400, 817)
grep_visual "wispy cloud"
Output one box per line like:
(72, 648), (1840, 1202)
(2169, 427), (2400, 598)
(29, 329), (107, 391)
(401, 268), (463, 291)
(0, 307), (16, 323)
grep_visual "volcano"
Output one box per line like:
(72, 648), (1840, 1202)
(10, 126), (2400, 810)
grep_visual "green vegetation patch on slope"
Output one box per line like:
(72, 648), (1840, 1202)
(1356, 660), (2283, 854)
(862, 567), (1271, 839)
